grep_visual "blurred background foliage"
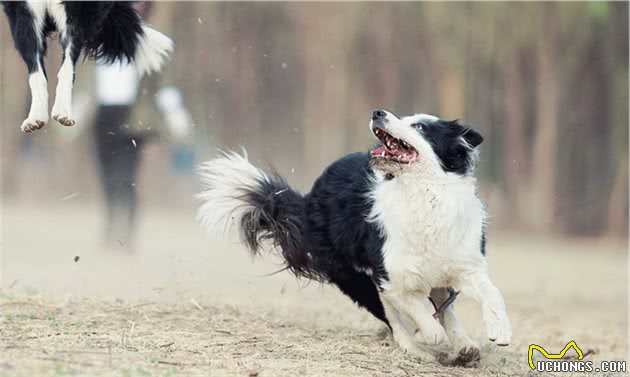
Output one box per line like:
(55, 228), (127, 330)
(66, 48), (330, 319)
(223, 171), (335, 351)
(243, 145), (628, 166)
(0, 2), (627, 238)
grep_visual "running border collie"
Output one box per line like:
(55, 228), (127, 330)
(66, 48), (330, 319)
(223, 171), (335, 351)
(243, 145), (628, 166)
(197, 110), (512, 367)
(2, 1), (172, 133)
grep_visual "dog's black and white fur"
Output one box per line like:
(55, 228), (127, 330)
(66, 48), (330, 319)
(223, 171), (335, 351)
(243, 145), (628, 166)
(197, 110), (512, 366)
(2, 1), (172, 133)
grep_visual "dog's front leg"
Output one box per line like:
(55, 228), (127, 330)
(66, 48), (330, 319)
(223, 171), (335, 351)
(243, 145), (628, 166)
(430, 288), (480, 367)
(381, 298), (421, 354)
(458, 272), (512, 346)
(384, 291), (448, 346)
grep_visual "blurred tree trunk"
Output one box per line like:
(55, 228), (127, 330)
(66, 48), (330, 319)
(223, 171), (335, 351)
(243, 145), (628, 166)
(530, 4), (559, 231)
(503, 58), (527, 227)
(426, 5), (465, 118)
(0, 25), (25, 198)
(291, 4), (355, 179)
(605, 7), (629, 237)
(606, 158), (628, 237)
(438, 70), (465, 118)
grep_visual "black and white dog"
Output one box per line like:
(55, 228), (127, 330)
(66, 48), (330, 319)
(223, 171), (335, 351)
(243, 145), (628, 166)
(197, 110), (512, 366)
(2, 1), (172, 133)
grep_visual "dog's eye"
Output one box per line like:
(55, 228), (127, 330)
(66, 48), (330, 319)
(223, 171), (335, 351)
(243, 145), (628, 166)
(410, 123), (423, 129)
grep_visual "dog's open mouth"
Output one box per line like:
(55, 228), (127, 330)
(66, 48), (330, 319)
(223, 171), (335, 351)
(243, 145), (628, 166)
(370, 127), (420, 163)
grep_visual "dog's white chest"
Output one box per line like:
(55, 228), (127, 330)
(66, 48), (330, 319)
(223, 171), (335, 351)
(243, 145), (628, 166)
(370, 175), (485, 292)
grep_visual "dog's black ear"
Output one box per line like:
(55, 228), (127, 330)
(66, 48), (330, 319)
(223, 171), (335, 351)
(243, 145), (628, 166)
(462, 128), (483, 148)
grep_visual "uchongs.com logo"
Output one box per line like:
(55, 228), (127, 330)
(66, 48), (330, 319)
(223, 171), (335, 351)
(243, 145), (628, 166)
(528, 341), (626, 373)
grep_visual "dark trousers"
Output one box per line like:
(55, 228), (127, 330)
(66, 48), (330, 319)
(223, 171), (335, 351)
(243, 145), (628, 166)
(94, 105), (144, 248)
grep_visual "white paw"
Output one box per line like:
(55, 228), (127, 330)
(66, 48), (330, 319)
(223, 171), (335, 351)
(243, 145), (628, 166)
(21, 116), (48, 133)
(415, 319), (449, 346)
(486, 313), (512, 346)
(52, 112), (75, 127)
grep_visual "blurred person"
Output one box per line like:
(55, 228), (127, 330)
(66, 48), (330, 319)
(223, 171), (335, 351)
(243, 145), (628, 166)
(93, 2), (192, 249)
(94, 68), (194, 249)
(93, 60), (146, 249)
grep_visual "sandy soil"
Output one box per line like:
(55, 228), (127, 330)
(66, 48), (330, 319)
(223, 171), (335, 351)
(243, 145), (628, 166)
(1, 202), (628, 376)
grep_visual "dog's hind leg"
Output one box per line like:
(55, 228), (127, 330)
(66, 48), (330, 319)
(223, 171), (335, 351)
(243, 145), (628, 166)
(51, 20), (81, 127)
(430, 288), (480, 367)
(380, 298), (422, 354)
(330, 269), (390, 327)
(4, 2), (49, 132)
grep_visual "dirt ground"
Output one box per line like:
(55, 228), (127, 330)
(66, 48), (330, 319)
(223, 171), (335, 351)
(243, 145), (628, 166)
(1, 202), (628, 376)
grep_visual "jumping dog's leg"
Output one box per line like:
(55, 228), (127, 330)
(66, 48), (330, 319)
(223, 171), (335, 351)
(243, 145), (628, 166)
(51, 23), (82, 127)
(5, 3), (49, 132)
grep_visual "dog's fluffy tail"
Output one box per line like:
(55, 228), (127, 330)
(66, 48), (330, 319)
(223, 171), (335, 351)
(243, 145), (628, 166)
(197, 152), (316, 279)
(86, 2), (173, 74)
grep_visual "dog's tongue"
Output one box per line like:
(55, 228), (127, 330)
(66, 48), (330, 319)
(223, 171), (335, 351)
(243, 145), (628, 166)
(372, 146), (388, 156)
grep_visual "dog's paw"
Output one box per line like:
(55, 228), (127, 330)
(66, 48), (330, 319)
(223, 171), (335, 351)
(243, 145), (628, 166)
(486, 314), (512, 346)
(52, 113), (76, 127)
(453, 345), (481, 367)
(21, 117), (47, 133)
(437, 345), (481, 368)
